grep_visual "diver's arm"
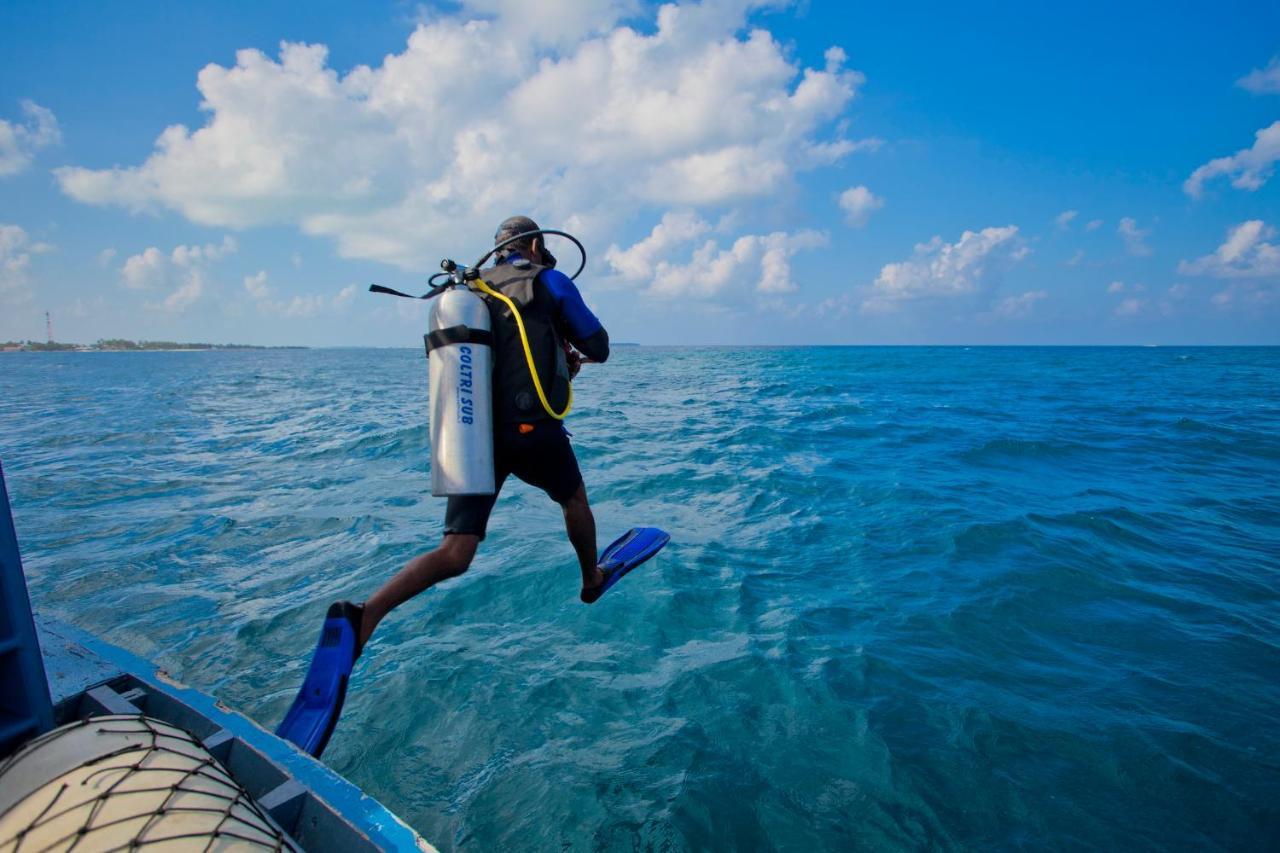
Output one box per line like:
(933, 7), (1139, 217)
(542, 269), (610, 363)
(573, 327), (610, 364)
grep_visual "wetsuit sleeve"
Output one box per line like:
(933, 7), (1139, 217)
(541, 268), (610, 363)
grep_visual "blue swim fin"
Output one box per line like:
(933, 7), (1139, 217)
(586, 527), (670, 602)
(276, 600), (362, 758)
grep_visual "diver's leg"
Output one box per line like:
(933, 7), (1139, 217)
(360, 533), (479, 651)
(562, 484), (605, 597)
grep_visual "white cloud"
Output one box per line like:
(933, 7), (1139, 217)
(990, 289), (1047, 318)
(1114, 297), (1144, 317)
(1177, 220), (1280, 279)
(97, 248), (117, 267)
(244, 269), (357, 317)
(1066, 249), (1084, 267)
(605, 210), (826, 297)
(1055, 209), (1078, 229)
(54, 3), (864, 272)
(1210, 282), (1274, 309)
(163, 275), (205, 312)
(1, 224), (41, 303)
(121, 247), (166, 289)
(800, 135), (881, 167)
(861, 225), (1027, 312)
(838, 185), (883, 226)
(1117, 217), (1152, 256)
(1238, 57), (1280, 95)
(243, 270), (271, 299)
(452, 0), (640, 49)
(1184, 120), (1280, 198)
(1085, 219), (1103, 232)
(1155, 283), (1190, 317)
(332, 284), (356, 310)
(0, 101), (60, 178)
(119, 236), (237, 312)
(604, 210), (710, 281)
(1108, 280), (1126, 294)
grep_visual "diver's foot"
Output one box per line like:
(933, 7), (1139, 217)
(580, 569), (610, 604)
(334, 600), (368, 660)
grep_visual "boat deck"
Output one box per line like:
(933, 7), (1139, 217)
(35, 617), (434, 853)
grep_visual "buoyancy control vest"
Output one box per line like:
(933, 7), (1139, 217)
(481, 260), (571, 423)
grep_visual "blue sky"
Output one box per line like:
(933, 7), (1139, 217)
(2, 0), (1278, 345)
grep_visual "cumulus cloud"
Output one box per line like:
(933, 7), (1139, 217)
(1210, 282), (1274, 309)
(861, 225), (1027, 312)
(163, 277), (204, 312)
(1177, 220), (1280, 279)
(243, 270), (271, 299)
(332, 283), (356, 310)
(118, 236), (237, 312)
(1055, 209), (1078, 229)
(1114, 297), (1144, 317)
(243, 269), (358, 317)
(452, 0), (641, 49)
(604, 210), (826, 297)
(989, 289), (1047, 318)
(1, 224), (43, 303)
(0, 101), (60, 177)
(838, 185), (882, 226)
(800, 135), (881, 167)
(1117, 217), (1152, 256)
(1183, 121), (1280, 198)
(55, 2), (864, 273)
(1238, 57), (1280, 95)
(604, 210), (710, 280)
(120, 247), (166, 290)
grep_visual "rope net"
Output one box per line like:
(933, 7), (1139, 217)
(0, 714), (297, 852)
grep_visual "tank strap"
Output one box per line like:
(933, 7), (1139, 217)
(424, 325), (494, 355)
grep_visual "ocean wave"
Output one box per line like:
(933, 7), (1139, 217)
(3, 346), (1279, 850)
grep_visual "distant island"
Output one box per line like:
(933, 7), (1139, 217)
(1, 339), (307, 352)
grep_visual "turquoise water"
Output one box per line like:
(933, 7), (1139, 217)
(2, 347), (1278, 850)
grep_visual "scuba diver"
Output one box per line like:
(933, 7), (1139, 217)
(277, 217), (669, 758)
(359, 215), (613, 651)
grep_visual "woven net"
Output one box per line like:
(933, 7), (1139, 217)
(0, 715), (296, 852)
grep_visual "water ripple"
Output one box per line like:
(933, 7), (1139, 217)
(2, 346), (1279, 851)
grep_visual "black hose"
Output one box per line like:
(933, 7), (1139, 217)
(369, 228), (587, 302)
(471, 229), (587, 281)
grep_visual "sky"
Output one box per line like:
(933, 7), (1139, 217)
(2, 0), (1279, 346)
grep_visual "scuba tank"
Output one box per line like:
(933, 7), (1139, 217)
(426, 286), (494, 496)
(368, 228), (587, 497)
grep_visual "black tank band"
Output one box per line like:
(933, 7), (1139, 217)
(425, 325), (494, 354)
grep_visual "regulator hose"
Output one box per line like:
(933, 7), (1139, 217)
(473, 277), (573, 420)
(472, 229), (587, 281)
(372, 227), (588, 421)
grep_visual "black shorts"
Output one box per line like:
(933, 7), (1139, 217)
(443, 420), (583, 539)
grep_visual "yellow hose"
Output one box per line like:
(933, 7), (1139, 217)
(473, 278), (573, 420)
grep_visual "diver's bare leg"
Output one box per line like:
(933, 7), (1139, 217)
(561, 483), (604, 598)
(360, 534), (479, 651)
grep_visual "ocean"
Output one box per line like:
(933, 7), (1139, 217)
(2, 346), (1277, 850)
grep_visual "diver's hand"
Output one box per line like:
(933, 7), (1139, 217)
(566, 348), (583, 379)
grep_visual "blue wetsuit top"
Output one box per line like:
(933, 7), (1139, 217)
(501, 253), (609, 363)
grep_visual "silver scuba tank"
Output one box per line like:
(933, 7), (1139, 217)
(427, 286), (494, 496)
